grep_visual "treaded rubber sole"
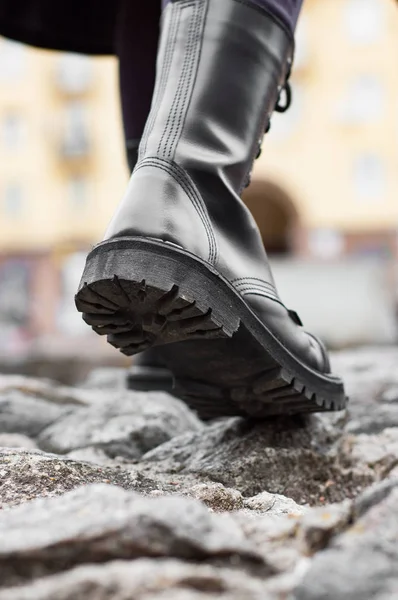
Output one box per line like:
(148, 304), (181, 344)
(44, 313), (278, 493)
(75, 237), (348, 419)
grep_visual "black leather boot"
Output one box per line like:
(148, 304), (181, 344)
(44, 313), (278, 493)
(126, 142), (175, 394)
(76, 0), (347, 418)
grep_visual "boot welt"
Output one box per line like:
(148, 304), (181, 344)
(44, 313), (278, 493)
(75, 237), (348, 418)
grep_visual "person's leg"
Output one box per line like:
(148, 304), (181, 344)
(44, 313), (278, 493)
(251, 0), (304, 34)
(115, 1), (161, 171)
(77, 0), (346, 419)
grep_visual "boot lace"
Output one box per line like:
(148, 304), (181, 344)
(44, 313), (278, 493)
(244, 60), (293, 189)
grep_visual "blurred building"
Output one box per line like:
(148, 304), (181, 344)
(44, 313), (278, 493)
(0, 43), (128, 352)
(248, 0), (398, 260)
(0, 0), (397, 354)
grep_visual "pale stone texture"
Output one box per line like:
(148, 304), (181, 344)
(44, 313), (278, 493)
(37, 391), (203, 459)
(1, 347), (398, 599)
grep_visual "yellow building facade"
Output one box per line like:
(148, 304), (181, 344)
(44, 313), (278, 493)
(251, 0), (398, 258)
(0, 45), (127, 253)
(0, 0), (397, 343)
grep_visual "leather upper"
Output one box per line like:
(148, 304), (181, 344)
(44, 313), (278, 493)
(105, 0), (329, 374)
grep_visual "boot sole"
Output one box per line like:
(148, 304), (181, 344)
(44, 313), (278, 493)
(127, 365), (175, 395)
(75, 237), (347, 419)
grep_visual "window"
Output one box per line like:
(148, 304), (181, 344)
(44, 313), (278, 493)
(0, 260), (30, 326)
(337, 76), (384, 124)
(0, 39), (26, 81)
(4, 183), (24, 217)
(2, 113), (24, 149)
(68, 175), (89, 208)
(63, 101), (90, 156)
(57, 53), (93, 94)
(344, 0), (384, 44)
(353, 154), (385, 202)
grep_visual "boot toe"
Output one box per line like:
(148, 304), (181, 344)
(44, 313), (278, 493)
(246, 294), (332, 375)
(306, 332), (331, 374)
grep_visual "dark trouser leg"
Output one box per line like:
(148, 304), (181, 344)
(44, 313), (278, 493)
(249, 0), (304, 33)
(115, 0), (161, 171)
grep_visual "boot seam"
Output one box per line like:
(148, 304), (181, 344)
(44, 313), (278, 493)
(166, 0), (206, 158)
(232, 277), (278, 294)
(158, 1), (194, 155)
(235, 286), (279, 300)
(136, 157), (218, 264)
(161, 0), (196, 156)
(159, 0), (206, 159)
(238, 289), (284, 305)
(232, 276), (276, 286)
(140, 2), (180, 158)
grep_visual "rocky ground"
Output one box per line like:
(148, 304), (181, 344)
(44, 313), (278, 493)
(1, 347), (398, 599)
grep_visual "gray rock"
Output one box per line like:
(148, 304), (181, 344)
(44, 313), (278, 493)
(243, 491), (305, 516)
(346, 428), (398, 476)
(230, 509), (303, 574)
(296, 501), (352, 554)
(0, 449), (158, 509)
(0, 433), (37, 449)
(188, 483), (244, 512)
(38, 391), (203, 459)
(0, 483), (266, 588)
(352, 478), (398, 519)
(1, 349), (398, 600)
(0, 375), (96, 406)
(0, 391), (71, 438)
(142, 416), (374, 504)
(66, 446), (120, 466)
(293, 481), (398, 600)
(380, 386), (398, 403)
(332, 348), (398, 434)
(81, 367), (128, 390)
(0, 559), (271, 600)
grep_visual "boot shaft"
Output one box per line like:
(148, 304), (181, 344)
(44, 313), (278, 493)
(105, 0), (293, 284)
(139, 0), (293, 195)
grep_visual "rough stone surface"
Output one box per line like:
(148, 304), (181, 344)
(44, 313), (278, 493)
(0, 375), (96, 406)
(0, 433), (37, 449)
(1, 347), (398, 599)
(0, 560), (270, 600)
(332, 348), (398, 434)
(37, 391), (203, 459)
(243, 491), (305, 515)
(294, 481), (398, 600)
(0, 449), (159, 509)
(81, 367), (128, 390)
(141, 416), (374, 504)
(0, 484), (264, 588)
(188, 483), (244, 512)
(0, 391), (71, 437)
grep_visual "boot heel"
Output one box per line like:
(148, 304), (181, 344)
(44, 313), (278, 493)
(75, 237), (239, 355)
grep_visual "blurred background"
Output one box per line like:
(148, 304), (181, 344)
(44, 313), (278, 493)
(0, 0), (397, 382)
